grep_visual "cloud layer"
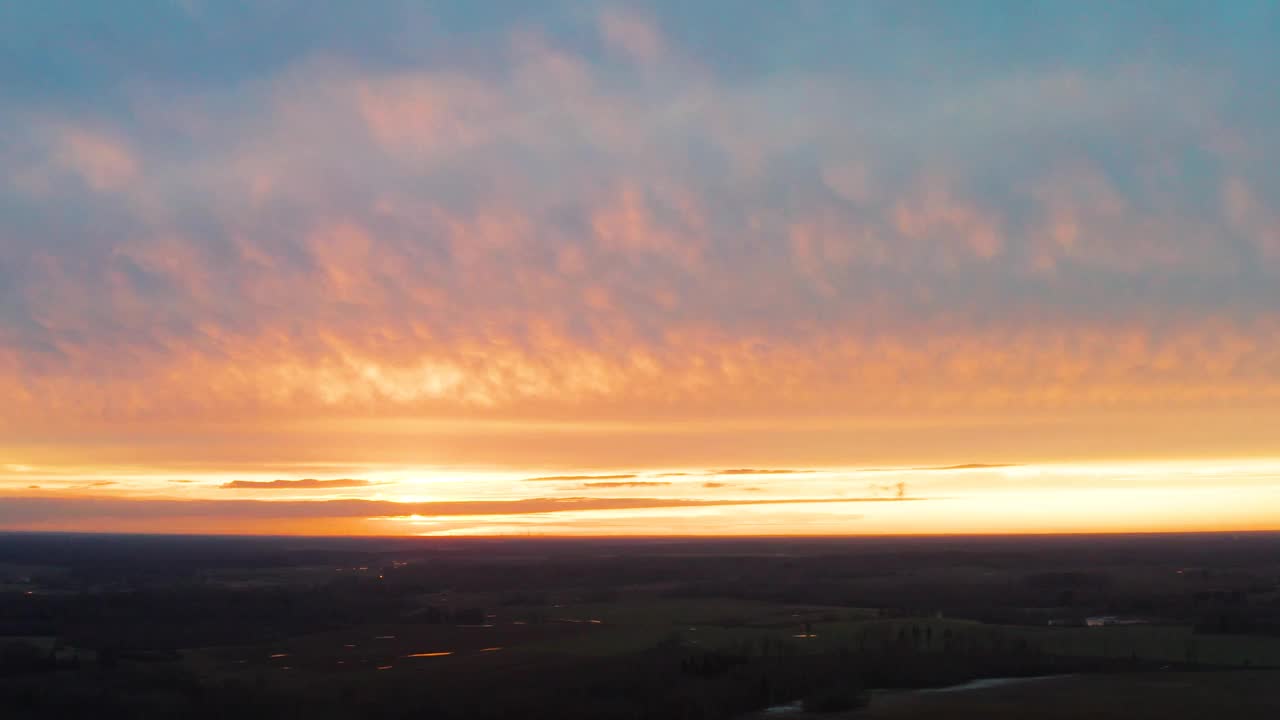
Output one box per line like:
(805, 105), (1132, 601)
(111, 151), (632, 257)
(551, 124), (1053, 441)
(1, 2), (1279, 534)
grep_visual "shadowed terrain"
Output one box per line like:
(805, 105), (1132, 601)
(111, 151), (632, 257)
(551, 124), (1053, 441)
(3, 532), (1280, 718)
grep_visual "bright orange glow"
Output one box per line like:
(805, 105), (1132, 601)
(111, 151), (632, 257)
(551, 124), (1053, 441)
(2, 459), (1277, 536)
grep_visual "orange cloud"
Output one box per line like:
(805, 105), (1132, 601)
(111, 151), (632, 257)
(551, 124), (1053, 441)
(3, 315), (1279, 439)
(221, 478), (373, 489)
(525, 474), (638, 482)
(0, 494), (921, 531)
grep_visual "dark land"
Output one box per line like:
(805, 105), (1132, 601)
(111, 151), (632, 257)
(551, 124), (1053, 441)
(2, 531), (1280, 718)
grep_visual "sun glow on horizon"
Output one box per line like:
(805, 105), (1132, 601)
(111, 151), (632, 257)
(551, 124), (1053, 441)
(3, 458), (1277, 537)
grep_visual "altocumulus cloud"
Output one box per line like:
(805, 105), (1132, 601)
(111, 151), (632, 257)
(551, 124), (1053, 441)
(0, 1), (1278, 472)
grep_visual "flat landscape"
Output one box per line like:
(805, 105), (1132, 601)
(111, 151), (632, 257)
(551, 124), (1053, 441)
(3, 532), (1280, 718)
(854, 671), (1280, 719)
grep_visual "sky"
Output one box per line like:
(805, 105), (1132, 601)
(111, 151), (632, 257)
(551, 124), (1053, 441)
(2, 1), (1279, 536)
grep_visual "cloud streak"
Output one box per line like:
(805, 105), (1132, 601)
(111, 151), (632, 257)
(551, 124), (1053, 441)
(716, 469), (816, 476)
(525, 474), (639, 483)
(221, 478), (373, 490)
(0, 494), (922, 524)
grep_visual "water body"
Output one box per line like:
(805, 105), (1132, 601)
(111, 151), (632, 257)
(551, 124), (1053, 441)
(915, 674), (1072, 694)
(761, 700), (803, 715)
(755, 675), (1071, 716)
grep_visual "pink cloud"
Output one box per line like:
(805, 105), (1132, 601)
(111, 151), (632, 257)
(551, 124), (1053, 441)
(56, 128), (138, 191)
(1028, 163), (1235, 273)
(590, 185), (703, 270)
(892, 179), (1004, 262)
(355, 72), (494, 157)
(1223, 177), (1280, 260)
(598, 7), (666, 67)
